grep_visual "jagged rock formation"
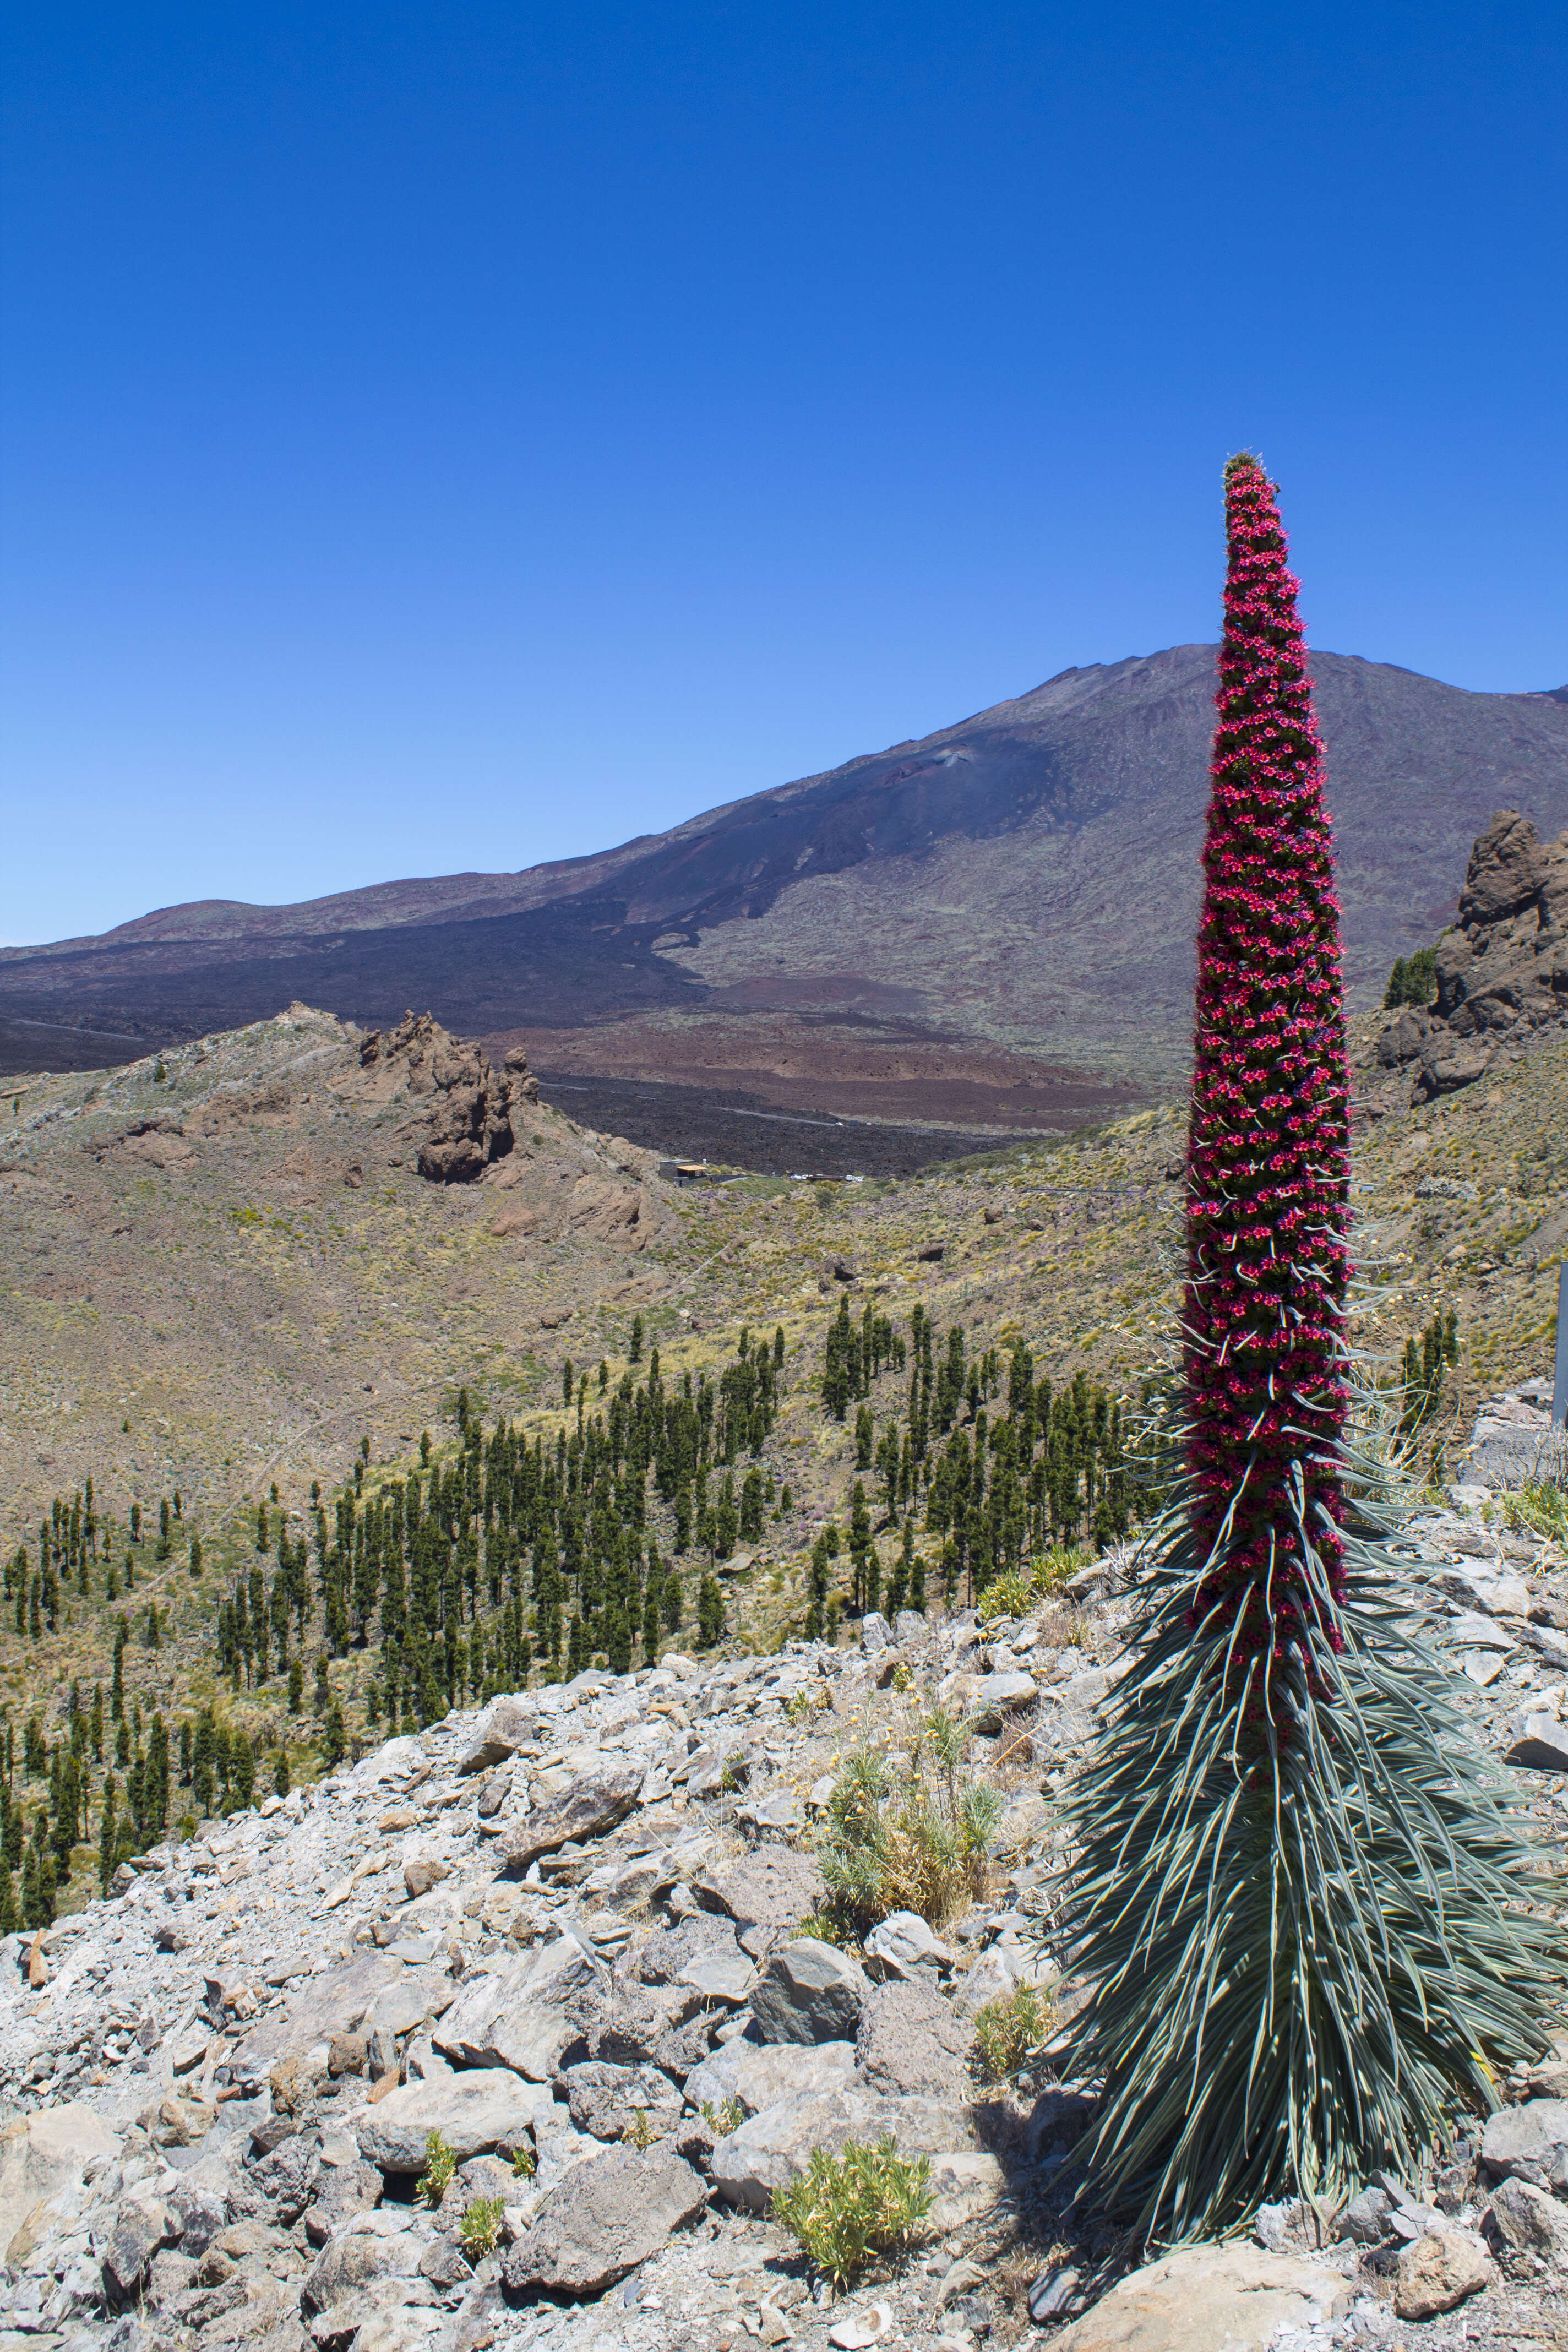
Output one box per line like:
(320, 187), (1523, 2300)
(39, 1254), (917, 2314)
(357, 1011), (540, 1183)
(1371, 810), (1568, 1107)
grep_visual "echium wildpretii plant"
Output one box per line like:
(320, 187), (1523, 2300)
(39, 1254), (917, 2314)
(1059, 455), (1564, 2247)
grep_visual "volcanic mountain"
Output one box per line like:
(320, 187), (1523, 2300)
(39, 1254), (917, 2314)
(4, 645), (1566, 1130)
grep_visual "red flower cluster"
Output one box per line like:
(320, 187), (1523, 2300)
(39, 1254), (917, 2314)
(1185, 455), (1351, 1674)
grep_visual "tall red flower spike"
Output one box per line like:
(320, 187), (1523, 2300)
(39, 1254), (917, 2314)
(1185, 454), (1351, 1684)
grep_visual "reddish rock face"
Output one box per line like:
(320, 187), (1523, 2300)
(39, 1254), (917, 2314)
(357, 1010), (540, 1182)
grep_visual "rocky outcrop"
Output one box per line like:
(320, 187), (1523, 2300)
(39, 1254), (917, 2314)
(1373, 811), (1568, 1106)
(357, 1010), (538, 1182)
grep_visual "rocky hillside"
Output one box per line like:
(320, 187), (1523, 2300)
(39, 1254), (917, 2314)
(2, 977), (1566, 1855)
(3, 649), (1566, 1110)
(2, 1478), (1567, 2352)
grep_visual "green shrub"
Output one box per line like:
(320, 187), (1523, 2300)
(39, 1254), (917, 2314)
(817, 1706), (1001, 1928)
(977, 1545), (1087, 1626)
(699, 2095), (745, 2135)
(1383, 945), (1438, 1009)
(622, 2107), (656, 2150)
(417, 2128), (458, 2208)
(509, 2143), (536, 2180)
(972, 1981), (1057, 2083)
(458, 2195), (503, 2255)
(772, 2135), (933, 2288)
(1504, 1480), (1568, 1545)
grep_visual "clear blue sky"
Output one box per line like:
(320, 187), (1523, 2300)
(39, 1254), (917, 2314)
(3, 2), (1564, 944)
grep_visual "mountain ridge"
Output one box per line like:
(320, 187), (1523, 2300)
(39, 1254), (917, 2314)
(3, 645), (1566, 1109)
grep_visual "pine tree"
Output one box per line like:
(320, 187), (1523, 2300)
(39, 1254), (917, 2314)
(847, 1483), (873, 1612)
(696, 1574), (724, 1651)
(1062, 455), (1565, 2245)
(98, 1776), (117, 1894)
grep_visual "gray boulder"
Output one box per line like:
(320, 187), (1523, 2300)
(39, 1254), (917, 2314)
(694, 1849), (826, 1952)
(502, 1765), (643, 1869)
(434, 1933), (609, 2078)
(709, 2088), (959, 2211)
(1044, 2244), (1355, 2352)
(102, 2197), (178, 2309)
(502, 2146), (707, 2296)
(752, 1937), (869, 2046)
(301, 2212), (426, 2313)
(1506, 1713), (1568, 1773)
(356, 2068), (556, 2174)
(165, 2180), (228, 2255)
(1339, 2186), (1395, 2245)
(457, 1694), (537, 1775)
(684, 2038), (856, 2121)
(561, 2061), (683, 2141)
(972, 1670), (1038, 1734)
(1481, 2099), (1568, 2191)
(303, 2158), (383, 2247)
(638, 1915), (742, 1986)
(652, 2012), (722, 2081)
(863, 1909), (954, 1982)
(854, 1979), (972, 2098)
(249, 2128), (322, 2223)
(228, 1948), (401, 2084)
(587, 1989), (680, 2065)
(678, 1948), (757, 2005)
(1489, 2176), (1568, 2269)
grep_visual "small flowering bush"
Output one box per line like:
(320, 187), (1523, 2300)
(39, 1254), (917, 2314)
(771, 2134), (933, 2288)
(1060, 456), (1564, 2248)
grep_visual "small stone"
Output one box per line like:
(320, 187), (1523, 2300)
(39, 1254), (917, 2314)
(939, 2258), (988, 2311)
(828, 2302), (891, 2348)
(329, 2030), (368, 2077)
(1393, 2223), (1493, 2318)
(403, 1850), (451, 1899)
(1028, 2263), (1084, 2321)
